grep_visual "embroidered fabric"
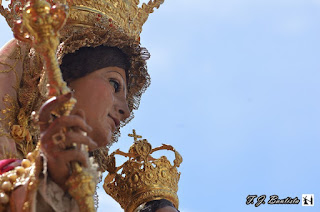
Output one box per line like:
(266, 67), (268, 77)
(37, 152), (80, 212)
(0, 39), (25, 159)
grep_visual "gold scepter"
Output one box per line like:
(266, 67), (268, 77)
(12, 0), (96, 211)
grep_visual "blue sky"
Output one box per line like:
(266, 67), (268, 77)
(1, 0), (320, 211)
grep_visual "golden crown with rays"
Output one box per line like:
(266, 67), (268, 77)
(104, 129), (183, 212)
(0, 0), (164, 41)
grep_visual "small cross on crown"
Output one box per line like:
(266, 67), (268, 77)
(128, 129), (142, 142)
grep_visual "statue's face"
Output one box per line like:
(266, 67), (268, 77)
(69, 66), (130, 148)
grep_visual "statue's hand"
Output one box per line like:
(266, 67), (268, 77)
(38, 93), (97, 191)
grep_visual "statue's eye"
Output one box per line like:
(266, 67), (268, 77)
(109, 79), (120, 92)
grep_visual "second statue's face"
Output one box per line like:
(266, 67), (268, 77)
(69, 66), (130, 148)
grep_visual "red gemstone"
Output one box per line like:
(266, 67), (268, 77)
(108, 18), (112, 22)
(97, 18), (100, 21)
(98, 14), (102, 17)
(109, 24), (113, 27)
(15, 6), (20, 12)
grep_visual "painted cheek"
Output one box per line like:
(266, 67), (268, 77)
(91, 80), (113, 103)
(94, 80), (115, 120)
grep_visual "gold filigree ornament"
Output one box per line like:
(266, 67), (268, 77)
(104, 130), (183, 212)
(11, 109), (35, 157)
(0, 94), (18, 134)
(1, 0), (165, 41)
(66, 144), (101, 212)
(0, 145), (42, 212)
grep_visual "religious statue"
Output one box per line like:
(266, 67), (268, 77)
(0, 0), (182, 211)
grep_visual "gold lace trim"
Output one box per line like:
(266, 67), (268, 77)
(13, 47), (45, 157)
(0, 94), (19, 133)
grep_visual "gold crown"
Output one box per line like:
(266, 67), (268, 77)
(103, 130), (183, 212)
(0, 0), (164, 41)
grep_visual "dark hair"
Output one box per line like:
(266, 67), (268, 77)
(60, 45), (130, 82)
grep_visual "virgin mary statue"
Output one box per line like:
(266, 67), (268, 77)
(0, 0), (181, 211)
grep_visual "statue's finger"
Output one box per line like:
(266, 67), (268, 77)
(65, 130), (98, 151)
(73, 109), (86, 121)
(52, 115), (91, 133)
(38, 93), (72, 129)
(59, 149), (88, 168)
